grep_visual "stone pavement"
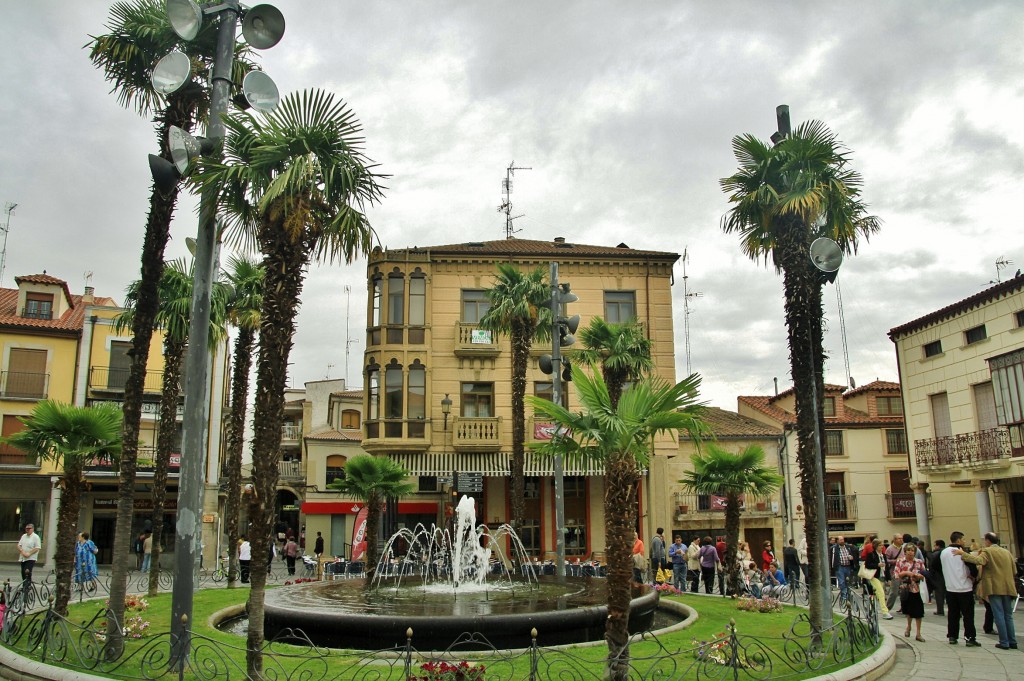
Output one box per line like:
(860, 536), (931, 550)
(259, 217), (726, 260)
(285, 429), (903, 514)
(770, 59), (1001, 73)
(877, 599), (1024, 681)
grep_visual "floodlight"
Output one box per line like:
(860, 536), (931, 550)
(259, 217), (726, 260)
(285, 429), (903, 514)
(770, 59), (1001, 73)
(242, 5), (286, 49)
(241, 70), (280, 111)
(148, 154), (180, 195)
(152, 51), (192, 95)
(168, 125), (214, 174)
(167, 0), (203, 41)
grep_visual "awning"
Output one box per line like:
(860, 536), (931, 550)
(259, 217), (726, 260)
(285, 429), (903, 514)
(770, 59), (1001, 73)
(301, 501), (437, 515)
(389, 452), (605, 477)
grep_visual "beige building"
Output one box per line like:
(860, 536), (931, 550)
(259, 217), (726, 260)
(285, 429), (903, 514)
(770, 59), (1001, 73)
(890, 273), (1024, 554)
(345, 237), (681, 561)
(667, 406), (784, 551)
(738, 381), (922, 548)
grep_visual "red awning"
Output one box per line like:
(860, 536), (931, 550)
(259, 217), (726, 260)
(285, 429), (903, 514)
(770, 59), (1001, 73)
(301, 501), (438, 515)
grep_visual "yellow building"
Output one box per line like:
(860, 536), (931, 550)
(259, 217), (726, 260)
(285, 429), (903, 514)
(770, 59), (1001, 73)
(890, 273), (1024, 554)
(667, 407), (785, 551)
(738, 381), (922, 548)
(348, 237), (680, 561)
(0, 274), (118, 563)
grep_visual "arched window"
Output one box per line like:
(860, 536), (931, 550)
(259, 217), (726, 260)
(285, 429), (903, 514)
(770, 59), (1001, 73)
(387, 271), (405, 343)
(384, 360), (404, 436)
(409, 271), (426, 344)
(369, 274), (383, 345)
(366, 362), (380, 437)
(408, 361), (426, 437)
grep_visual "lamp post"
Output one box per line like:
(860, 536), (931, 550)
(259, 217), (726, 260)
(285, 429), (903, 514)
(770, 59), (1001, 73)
(149, 0), (285, 668)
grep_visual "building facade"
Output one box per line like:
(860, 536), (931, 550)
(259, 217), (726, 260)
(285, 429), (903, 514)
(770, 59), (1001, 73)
(346, 237), (681, 561)
(890, 273), (1024, 554)
(737, 380), (925, 548)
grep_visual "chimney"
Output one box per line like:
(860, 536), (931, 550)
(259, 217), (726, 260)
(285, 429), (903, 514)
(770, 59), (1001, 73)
(83, 286), (95, 304)
(553, 237), (565, 243)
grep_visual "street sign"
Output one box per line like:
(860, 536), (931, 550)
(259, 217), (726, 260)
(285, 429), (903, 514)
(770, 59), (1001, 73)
(457, 472), (483, 493)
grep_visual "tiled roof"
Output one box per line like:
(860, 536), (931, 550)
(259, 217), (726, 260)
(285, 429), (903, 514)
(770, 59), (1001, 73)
(700, 406), (783, 438)
(767, 383), (848, 404)
(739, 393), (903, 427)
(305, 428), (363, 442)
(889, 272), (1024, 339)
(15, 273), (75, 305)
(331, 390), (363, 398)
(738, 395), (796, 426)
(0, 288), (80, 334)
(379, 238), (680, 262)
(844, 380), (901, 398)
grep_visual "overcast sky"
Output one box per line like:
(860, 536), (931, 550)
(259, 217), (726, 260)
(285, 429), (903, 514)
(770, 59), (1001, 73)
(2, 1), (1022, 409)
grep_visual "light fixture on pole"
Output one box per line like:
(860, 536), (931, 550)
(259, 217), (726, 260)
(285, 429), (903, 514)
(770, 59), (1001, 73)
(157, 0), (286, 669)
(441, 393), (452, 431)
(151, 51), (192, 95)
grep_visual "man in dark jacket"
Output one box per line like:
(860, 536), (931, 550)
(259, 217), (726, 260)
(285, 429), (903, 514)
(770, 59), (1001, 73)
(783, 539), (801, 585)
(931, 539), (946, 616)
(828, 535), (859, 602)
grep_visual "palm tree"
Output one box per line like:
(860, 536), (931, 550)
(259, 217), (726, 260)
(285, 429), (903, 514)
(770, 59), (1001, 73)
(326, 455), (414, 578)
(193, 88), (384, 677)
(574, 317), (652, 409)
(117, 259), (228, 596)
(87, 0), (255, 648)
(678, 444), (783, 596)
(2, 401), (122, 616)
(720, 118), (879, 631)
(478, 264), (550, 530)
(529, 366), (706, 680)
(221, 255), (264, 587)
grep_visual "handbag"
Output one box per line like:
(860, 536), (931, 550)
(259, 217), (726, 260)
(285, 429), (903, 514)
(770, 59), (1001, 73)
(857, 563), (875, 580)
(632, 553), (646, 569)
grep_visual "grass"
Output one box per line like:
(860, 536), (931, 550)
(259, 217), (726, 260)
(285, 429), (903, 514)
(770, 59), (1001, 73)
(16, 588), (879, 681)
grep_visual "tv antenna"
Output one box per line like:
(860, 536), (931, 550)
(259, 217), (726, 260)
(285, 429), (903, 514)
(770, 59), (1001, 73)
(497, 161), (531, 239)
(344, 284), (359, 386)
(325, 363), (335, 379)
(681, 247), (702, 376)
(1, 203), (18, 288)
(989, 256), (1014, 284)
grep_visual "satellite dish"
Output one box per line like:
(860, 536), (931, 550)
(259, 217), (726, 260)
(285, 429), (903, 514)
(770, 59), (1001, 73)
(168, 126), (214, 174)
(809, 237), (843, 273)
(152, 51), (192, 95)
(166, 0), (203, 41)
(241, 70), (280, 111)
(242, 4), (286, 49)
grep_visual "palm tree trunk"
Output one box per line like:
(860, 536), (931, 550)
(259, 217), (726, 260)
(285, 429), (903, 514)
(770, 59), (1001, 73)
(509, 324), (529, 530)
(778, 212), (828, 632)
(365, 496), (382, 580)
(604, 451), (637, 681)
(245, 224), (308, 679)
(106, 95), (195, 656)
(148, 339), (184, 596)
(224, 327), (255, 587)
(724, 493), (741, 596)
(52, 460), (84, 617)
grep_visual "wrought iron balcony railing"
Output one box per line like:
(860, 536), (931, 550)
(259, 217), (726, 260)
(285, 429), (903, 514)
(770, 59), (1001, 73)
(671, 492), (776, 517)
(88, 366), (164, 393)
(886, 492), (932, 519)
(0, 370), (49, 399)
(825, 494), (857, 521)
(915, 427), (1011, 467)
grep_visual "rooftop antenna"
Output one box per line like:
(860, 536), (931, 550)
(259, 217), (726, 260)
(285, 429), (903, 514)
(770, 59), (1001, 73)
(990, 256), (1013, 284)
(344, 284), (359, 386)
(681, 247), (702, 376)
(84, 270), (94, 289)
(497, 161), (531, 239)
(1, 203), (17, 287)
(325, 363), (335, 379)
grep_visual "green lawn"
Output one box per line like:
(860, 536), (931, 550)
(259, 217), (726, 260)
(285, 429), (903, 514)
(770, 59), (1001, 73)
(16, 589), (878, 681)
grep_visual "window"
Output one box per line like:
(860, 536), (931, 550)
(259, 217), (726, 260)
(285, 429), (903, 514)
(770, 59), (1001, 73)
(325, 455), (346, 487)
(824, 430), (844, 456)
(418, 476), (438, 493)
(824, 472), (848, 519)
(604, 291), (636, 323)
(888, 470), (915, 518)
(5, 348), (48, 398)
(107, 341), (132, 390)
(0, 414), (31, 464)
(384, 362), (403, 436)
(534, 381), (568, 408)
(387, 274), (404, 343)
(409, 274), (426, 344)
(369, 276), (382, 345)
(1016, 310), (1024, 328)
(876, 396), (903, 416)
(923, 340), (942, 357)
(461, 383), (494, 417)
(0, 500), (45, 541)
(340, 409), (360, 429)
(885, 429), (908, 454)
(965, 324), (987, 345)
(564, 477), (587, 556)
(23, 293), (54, 320)
(823, 396), (836, 417)
(407, 361), (426, 437)
(520, 478), (541, 554)
(366, 364), (380, 437)
(462, 290), (490, 323)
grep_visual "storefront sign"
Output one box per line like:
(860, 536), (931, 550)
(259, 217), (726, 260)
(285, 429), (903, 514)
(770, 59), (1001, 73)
(94, 497), (178, 511)
(828, 523), (855, 532)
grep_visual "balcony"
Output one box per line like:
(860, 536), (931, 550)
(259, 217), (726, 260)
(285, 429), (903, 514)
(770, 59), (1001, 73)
(362, 419), (430, 454)
(915, 427), (1012, 469)
(452, 416), (502, 452)
(454, 322), (499, 357)
(89, 366), (163, 394)
(281, 424), (302, 443)
(84, 446), (179, 476)
(1, 371), (49, 399)
(886, 492), (932, 520)
(671, 492), (777, 520)
(279, 459), (304, 480)
(825, 494), (857, 521)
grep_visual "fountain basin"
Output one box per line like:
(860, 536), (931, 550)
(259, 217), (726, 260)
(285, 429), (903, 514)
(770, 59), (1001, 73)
(263, 576), (659, 650)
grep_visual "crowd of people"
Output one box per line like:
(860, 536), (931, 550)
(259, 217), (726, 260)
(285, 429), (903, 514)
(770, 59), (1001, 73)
(636, 527), (1019, 650)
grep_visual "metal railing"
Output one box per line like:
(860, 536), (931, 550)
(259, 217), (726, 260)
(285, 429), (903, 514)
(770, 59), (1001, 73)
(671, 492), (777, 516)
(825, 494), (858, 520)
(279, 459), (304, 479)
(0, 370), (49, 399)
(88, 365), (164, 393)
(915, 427), (1011, 467)
(281, 424), (302, 441)
(885, 492), (932, 519)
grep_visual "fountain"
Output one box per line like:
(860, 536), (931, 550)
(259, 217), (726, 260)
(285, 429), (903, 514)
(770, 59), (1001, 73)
(261, 496), (660, 649)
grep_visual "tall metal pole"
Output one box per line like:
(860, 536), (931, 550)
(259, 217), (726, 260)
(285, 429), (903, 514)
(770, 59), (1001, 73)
(170, 3), (239, 665)
(549, 262), (566, 580)
(808, 340), (833, 620)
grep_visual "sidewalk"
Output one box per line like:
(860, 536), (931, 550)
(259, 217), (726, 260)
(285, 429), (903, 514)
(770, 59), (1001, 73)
(878, 600), (1024, 681)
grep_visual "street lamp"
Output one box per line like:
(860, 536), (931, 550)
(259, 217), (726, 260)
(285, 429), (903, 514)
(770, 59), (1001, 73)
(441, 393), (452, 431)
(147, 0), (286, 668)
